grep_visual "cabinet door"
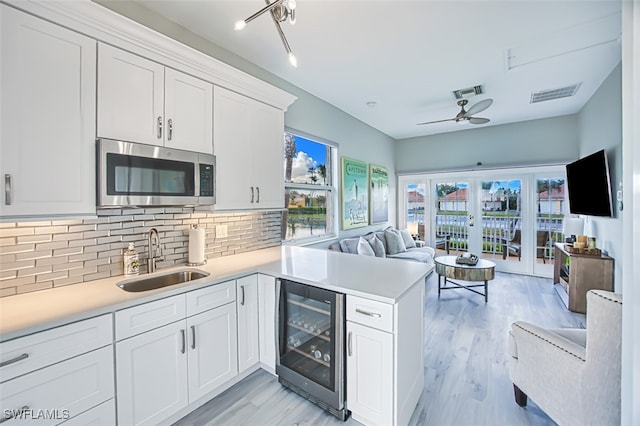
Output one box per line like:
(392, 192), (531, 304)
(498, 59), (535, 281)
(97, 43), (164, 146)
(346, 321), (393, 426)
(257, 274), (277, 372)
(116, 321), (188, 426)
(0, 5), (96, 216)
(236, 275), (260, 373)
(213, 86), (253, 209)
(186, 303), (238, 401)
(164, 68), (213, 154)
(250, 101), (285, 209)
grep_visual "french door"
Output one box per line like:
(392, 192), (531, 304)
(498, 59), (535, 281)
(400, 166), (566, 277)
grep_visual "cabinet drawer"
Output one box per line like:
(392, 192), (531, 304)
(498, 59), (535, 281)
(186, 281), (236, 316)
(63, 399), (115, 426)
(347, 296), (393, 333)
(115, 294), (185, 340)
(0, 346), (114, 426)
(0, 314), (112, 383)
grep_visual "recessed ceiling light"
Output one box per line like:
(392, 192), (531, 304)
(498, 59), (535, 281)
(366, 101), (377, 108)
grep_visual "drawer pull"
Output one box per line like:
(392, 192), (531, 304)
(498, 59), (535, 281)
(355, 308), (382, 318)
(0, 353), (29, 368)
(0, 405), (29, 423)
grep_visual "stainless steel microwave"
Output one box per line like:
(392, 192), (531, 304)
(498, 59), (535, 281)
(97, 139), (215, 207)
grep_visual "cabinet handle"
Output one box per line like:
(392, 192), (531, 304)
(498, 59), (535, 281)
(355, 308), (382, 318)
(157, 116), (163, 139)
(240, 285), (245, 306)
(256, 186), (260, 203)
(4, 174), (11, 206)
(180, 329), (186, 354)
(190, 325), (196, 350)
(347, 331), (352, 357)
(250, 187), (255, 203)
(168, 118), (173, 140)
(0, 353), (28, 368)
(0, 406), (29, 423)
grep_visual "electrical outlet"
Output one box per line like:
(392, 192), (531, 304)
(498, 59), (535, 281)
(216, 224), (228, 238)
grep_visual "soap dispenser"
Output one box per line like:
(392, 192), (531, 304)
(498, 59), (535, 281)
(124, 242), (140, 276)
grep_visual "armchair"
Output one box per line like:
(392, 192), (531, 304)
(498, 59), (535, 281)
(502, 229), (521, 260)
(508, 290), (622, 426)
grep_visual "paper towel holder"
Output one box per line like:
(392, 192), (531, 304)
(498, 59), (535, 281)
(187, 224), (208, 267)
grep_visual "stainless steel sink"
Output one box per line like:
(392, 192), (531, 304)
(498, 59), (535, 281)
(118, 269), (210, 292)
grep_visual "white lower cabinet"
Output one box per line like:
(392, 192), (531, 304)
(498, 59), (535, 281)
(115, 283), (239, 425)
(1, 346), (114, 426)
(346, 283), (425, 426)
(346, 321), (393, 426)
(237, 275), (260, 373)
(115, 320), (189, 426)
(187, 303), (238, 401)
(257, 274), (277, 372)
(62, 399), (116, 426)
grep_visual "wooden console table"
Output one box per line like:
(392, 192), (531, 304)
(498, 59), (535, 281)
(553, 243), (614, 313)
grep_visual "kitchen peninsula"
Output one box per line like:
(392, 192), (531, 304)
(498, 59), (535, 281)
(0, 246), (430, 426)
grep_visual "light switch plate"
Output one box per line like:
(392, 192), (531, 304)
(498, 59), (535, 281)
(216, 224), (228, 238)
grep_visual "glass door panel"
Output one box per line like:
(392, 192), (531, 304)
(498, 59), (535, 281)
(534, 177), (566, 275)
(405, 183), (426, 240)
(480, 179), (523, 262)
(434, 181), (471, 256)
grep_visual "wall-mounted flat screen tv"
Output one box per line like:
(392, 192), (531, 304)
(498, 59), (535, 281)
(565, 149), (613, 217)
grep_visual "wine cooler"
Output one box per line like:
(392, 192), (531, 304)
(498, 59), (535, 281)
(275, 279), (348, 420)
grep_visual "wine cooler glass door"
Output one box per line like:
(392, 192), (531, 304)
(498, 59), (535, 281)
(279, 281), (340, 391)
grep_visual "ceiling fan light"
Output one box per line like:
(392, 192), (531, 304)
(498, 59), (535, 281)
(234, 20), (246, 31)
(288, 52), (298, 67)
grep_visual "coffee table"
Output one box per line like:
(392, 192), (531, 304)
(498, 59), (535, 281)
(434, 255), (496, 302)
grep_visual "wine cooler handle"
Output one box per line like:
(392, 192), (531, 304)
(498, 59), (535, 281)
(275, 278), (282, 366)
(180, 329), (186, 354)
(348, 331), (352, 357)
(191, 325), (196, 350)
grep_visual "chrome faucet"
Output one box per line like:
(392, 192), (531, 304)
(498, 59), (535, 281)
(147, 228), (162, 273)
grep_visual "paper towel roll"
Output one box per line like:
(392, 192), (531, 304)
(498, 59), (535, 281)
(188, 227), (206, 265)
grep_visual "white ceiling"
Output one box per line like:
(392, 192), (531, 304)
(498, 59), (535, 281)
(132, 0), (622, 140)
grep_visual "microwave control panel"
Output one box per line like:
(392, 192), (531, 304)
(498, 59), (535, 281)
(199, 164), (214, 197)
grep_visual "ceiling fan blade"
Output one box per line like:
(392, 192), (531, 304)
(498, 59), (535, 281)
(464, 99), (493, 117)
(469, 117), (490, 125)
(416, 118), (456, 125)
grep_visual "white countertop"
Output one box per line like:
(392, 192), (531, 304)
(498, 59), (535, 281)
(0, 246), (431, 342)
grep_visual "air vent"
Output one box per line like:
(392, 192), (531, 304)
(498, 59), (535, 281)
(530, 83), (581, 103)
(452, 85), (483, 100)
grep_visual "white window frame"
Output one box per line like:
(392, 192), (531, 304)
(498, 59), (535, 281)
(282, 128), (339, 245)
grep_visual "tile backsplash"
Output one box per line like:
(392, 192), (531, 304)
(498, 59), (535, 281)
(0, 208), (283, 297)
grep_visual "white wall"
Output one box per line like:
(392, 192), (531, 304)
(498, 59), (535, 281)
(93, 1), (397, 242)
(395, 115), (580, 173)
(577, 64), (623, 291)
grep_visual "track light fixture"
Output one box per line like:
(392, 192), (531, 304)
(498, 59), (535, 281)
(234, 0), (298, 67)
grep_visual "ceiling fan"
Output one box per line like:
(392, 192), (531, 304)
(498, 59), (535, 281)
(417, 98), (493, 126)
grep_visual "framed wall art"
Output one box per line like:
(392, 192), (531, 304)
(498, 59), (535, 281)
(369, 164), (389, 224)
(341, 157), (369, 230)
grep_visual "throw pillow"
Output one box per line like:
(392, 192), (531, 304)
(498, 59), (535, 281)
(400, 229), (416, 249)
(384, 228), (407, 255)
(339, 237), (360, 254)
(356, 237), (375, 256)
(364, 233), (386, 258)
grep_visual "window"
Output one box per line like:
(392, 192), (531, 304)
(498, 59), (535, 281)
(283, 131), (337, 243)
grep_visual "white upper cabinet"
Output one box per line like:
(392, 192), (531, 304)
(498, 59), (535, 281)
(0, 5), (96, 216)
(214, 86), (285, 210)
(97, 44), (213, 154)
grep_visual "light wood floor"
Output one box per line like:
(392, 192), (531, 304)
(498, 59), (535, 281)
(174, 272), (585, 426)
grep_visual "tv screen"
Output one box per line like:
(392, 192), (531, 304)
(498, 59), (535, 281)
(565, 149), (613, 217)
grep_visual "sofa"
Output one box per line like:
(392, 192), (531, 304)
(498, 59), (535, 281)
(329, 226), (435, 270)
